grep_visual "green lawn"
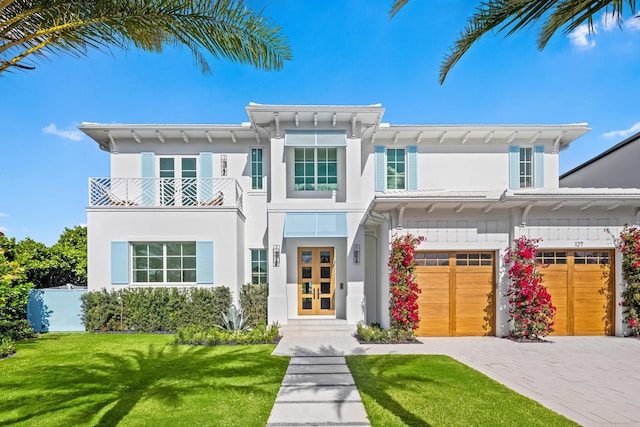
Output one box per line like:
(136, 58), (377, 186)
(346, 355), (578, 427)
(0, 333), (289, 427)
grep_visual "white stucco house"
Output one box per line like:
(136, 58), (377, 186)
(81, 103), (640, 336)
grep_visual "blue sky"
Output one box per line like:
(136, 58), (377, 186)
(1, 0), (640, 245)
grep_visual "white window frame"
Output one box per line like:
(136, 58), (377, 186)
(132, 242), (197, 284)
(293, 147), (338, 191)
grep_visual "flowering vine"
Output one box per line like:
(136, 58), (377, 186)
(504, 236), (556, 339)
(614, 226), (640, 336)
(388, 233), (425, 339)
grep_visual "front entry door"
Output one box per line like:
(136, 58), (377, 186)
(298, 247), (335, 315)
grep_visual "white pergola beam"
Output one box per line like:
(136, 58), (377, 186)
(506, 131), (518, 144)
(438, 131), (447, 144)
(230, 131), (237, 144)
(181, 130), (189, 143)
(483, 131), (494, 144)
(274, 113), (280, 138)
(415, 131), (424, 144)
(205, 130), (213, 144)
(156, 130), (166, 144)
(131, 130), (141, 144)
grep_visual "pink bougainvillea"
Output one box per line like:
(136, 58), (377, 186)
(614, 226), (640, 336)
(388, 233), (425, 338)
(504, 236), (556, 339)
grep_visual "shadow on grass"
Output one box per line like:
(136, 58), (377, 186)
(347, 355), (436, 427)
(2, 342), (286, 426)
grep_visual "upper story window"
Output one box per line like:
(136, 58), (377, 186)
(386, 148), (406, 190)
(519, 147), (533, 188)
(509, 145), (544, 189)
(251, 148), (263, 190)
(374, 145), (417, 192)
(294, 148), (337, 191)
(286, 130), (345, 192)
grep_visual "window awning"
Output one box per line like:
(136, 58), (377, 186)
(284, 130), (347, 147)
(284, 212), (348, 238)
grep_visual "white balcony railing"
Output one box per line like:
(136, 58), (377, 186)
(89, 178), (243, 211)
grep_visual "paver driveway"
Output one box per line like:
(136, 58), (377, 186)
(274, 335), (640, 426)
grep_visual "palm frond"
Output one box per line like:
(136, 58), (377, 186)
(390, 0), (637, 84)
(0, 0), (291, 74)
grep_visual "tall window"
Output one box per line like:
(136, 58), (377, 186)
(132, 242), (196, 283)
(251, 249), (267, 284)
(294, 148), (337, 191)
(251, 148), (263, 190)
(519, 147), (533, 188)
(386, 148), (405, 189)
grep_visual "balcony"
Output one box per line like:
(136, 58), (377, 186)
(89, 178), (243, 211)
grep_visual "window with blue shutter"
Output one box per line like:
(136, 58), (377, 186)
(141, 152), (155, 205)
(111, 241), (129, 284)
(374, 146), (385, 192)
(196, 241), (214, 284)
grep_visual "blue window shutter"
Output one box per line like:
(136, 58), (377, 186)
(509, 146), (520, 189)
(407, 146), (418, 190)
(111, 241), (129, 284)
(196, 241), (214, 284)
(374, 146), (385, 192)
(534, 145), (544, 188)
(199, 152), (214, 202)
(141, 152), (155, 206)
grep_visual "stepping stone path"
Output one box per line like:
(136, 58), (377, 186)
(267, 356), (371, 426)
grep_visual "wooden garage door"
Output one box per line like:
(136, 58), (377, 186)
(415, 252), (495, 337)
(538, 250), (614, 336)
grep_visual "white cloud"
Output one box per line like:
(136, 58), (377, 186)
(42, 123), (84, 141)
(568, 24), (597, 49)
(600, 12), (620, 31)
(625, 15), (640, 31)
(0, 212), (8, 217)
(603, 122), (640, 138)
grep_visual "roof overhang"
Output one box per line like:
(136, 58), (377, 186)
(79, 123), (259, 152)
(364, 188), (640, 223)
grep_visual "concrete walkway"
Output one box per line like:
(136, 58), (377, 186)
(270, 333), (640, 427)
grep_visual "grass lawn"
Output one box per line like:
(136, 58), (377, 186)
(0, 333), (289, 427)
(346, 354), (578, 427)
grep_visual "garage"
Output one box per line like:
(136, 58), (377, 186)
(538, 250), (614, 336)
(414, 252), (495, 337)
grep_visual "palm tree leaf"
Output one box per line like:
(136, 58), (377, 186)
(0, 0), (291, 74)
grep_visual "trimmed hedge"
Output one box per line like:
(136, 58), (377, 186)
(81, 287), (231, 332)
(239, 283), (268, 327)
(174, 323), (280, 346)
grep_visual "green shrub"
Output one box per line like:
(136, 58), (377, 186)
(239, 283), (268, 327)
(81, 287), (231, 332)
(355, 322), (419, 343)
(0, 336), (14, 358)
(174, 323), (280, 346)
(0, 319), (34, 341)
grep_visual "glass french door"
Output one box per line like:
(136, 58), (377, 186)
(298, 247), (335, 315)
(159, 157), (197, 206)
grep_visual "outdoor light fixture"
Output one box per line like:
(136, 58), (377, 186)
(354, 244), (360, 264)
(221, 155), (228, 176)
(273, 245), (280, 267)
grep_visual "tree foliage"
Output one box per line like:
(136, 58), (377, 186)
(0, 233), (34, 344)
(15, 226), (87, 288)
(0, 0), (291, 74)
(390, 0), (638, 83)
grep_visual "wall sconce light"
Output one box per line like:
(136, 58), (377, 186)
(221, 155), (228, 176)
(354, 244), (360, 264)
(273, 245), (280, 267)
